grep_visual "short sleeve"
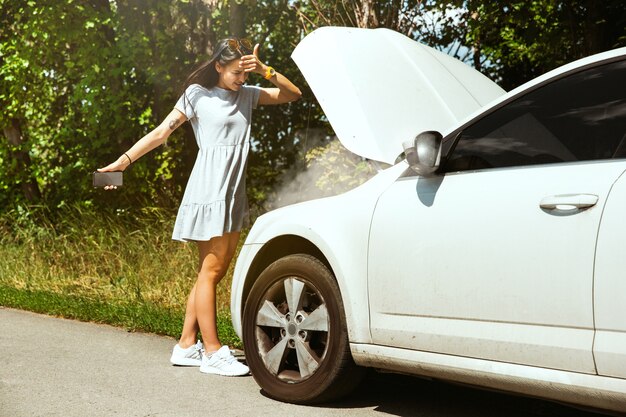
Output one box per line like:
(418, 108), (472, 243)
(244, 85), (262, 110)
(174, 84), (204, 119)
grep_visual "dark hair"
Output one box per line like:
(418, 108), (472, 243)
(179, 38), (249, 117)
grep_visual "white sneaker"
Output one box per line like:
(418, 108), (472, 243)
(199, 346), (250, 376)
(170, 340), (204, 366)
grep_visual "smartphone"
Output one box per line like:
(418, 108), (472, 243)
(92, 171), (123, 187)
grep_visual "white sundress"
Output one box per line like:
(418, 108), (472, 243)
(171, 83), (261, 242)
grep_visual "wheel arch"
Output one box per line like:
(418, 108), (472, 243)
(241, 235), (333, 317)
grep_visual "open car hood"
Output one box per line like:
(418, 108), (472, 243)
(291, 27), (506, 164)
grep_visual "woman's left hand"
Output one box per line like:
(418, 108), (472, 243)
(239, 44), (267, 75)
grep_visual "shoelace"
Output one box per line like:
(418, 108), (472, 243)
(212, 350), (237, 366)
(223, 353), (237, 364)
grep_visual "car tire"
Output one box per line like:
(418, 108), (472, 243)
(243, 253), (365, 404)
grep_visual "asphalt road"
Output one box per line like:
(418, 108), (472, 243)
(0, 307), (608, 417)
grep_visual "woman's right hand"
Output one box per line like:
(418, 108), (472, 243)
(97, 157), (130, 190)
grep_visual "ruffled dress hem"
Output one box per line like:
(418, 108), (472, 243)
(171, 200), (248, 242)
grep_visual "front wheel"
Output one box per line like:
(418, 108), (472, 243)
(243, 254), (364, 404)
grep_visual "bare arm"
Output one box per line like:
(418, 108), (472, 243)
(240, 44), (302, 105)
(97, 108), (187, 188)
(99, 108), (186, 172)
(256, 70), (302, 105)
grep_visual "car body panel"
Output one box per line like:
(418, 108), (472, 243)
(368, 161), (626, 374)
(291, 26), (506, 164)
(230, 162), (408, 341)
(594, 169), (626, 378)
(351, 343), (626, 413)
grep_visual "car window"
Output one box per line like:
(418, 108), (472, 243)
(444, 59), (626, 173)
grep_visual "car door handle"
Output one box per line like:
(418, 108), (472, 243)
(539, 194), (599, 210)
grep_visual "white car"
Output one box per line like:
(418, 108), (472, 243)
(231, 27), (626, 413)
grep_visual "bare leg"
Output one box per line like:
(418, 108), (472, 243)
(178, 283), (199, 348)
(178, 232), (240, 352)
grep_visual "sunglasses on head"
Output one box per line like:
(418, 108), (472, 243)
(217, 38), (253, 57)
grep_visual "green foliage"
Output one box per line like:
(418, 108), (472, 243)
(3, 0), (623, 213)
(428, 1), (626, 89)
(0, 203), (242, 347)
(0, 0), (313, 214)
(293, 1), (626, 90)
(244, 0), (328, 213)
(0, 285), (240, 347)
(0, 285), (187, 339)
(304, 139), (377, 196)
(1, 0), (624, 338)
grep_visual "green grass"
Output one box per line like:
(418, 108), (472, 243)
(0, 204), (242, 348)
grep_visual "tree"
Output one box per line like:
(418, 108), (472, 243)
(0, 1), (231, 210)
(291, 0), (626, 89)
(2, 0), (623, 216)
(458, 1), (626, 89)
(0, 0), (122, 207)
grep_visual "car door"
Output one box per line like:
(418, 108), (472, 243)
(594, 170), (626, 379)
(368, 58), (626, 374)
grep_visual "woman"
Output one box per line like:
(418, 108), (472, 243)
(98, 38), (301, 376)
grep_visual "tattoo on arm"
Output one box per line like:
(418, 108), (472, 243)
(168, 118), (181, 130)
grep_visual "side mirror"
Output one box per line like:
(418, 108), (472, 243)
(402, 131), (443, 176)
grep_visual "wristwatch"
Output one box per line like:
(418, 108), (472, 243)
(264, 66), (276, 80)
